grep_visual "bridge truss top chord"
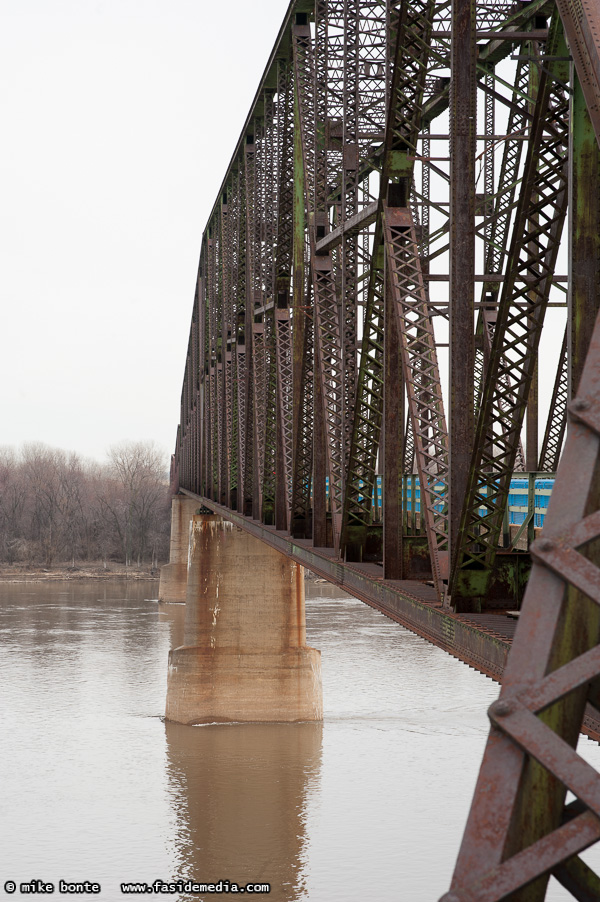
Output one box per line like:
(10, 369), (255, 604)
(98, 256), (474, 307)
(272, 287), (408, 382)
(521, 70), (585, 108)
(171, 0), (600, 897)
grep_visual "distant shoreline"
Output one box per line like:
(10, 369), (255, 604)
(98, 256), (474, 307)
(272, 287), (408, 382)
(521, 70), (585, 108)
(0, 564), (161, 583)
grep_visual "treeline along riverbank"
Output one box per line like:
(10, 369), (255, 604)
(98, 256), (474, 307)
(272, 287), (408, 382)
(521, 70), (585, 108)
(0, 440), (171, 569)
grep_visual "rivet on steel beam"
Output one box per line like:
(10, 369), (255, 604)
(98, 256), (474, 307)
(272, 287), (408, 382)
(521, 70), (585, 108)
(489, 698), (515, 719)
(535, 538), (554, 553)
(572, 397), (591, 412)
(438, 894), (461, 902)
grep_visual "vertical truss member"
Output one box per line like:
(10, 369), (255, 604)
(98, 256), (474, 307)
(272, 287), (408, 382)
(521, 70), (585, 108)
(171, 429), (179, 495)
(555, 0), (600, 143)
(261, 90), (278, 523)
(226, 171), (240, 507)
(293, 16), (345, 552)
(341, 0), (440, 570)
(206, 231), (217, 500)
(337, 1), (387, 559)
(383, 203), (449, 598)
(341, 210), (385, 557)
(198, 249), (207, 497)
(250, 122), (268, 519)
(473, 56), (530, 472)
(235, 166), (248, 514)
(213, 212), (224, 503)
(242, 139), (255, 516)
(341, 0), (359, 478)
(449, 15), (570, 612)
(448, 0), (476, 586)
(382, 0), (449, 598)
(180, 340), (189, 488)
(290, 62), (313, 541)
(312, 0), (331, 547)
(191, 281), (200, 494)
(274, 58), (295, 532)
(211, 219), (222, 501)
(444, 7), (600, 895)
(220, 193), (231, 507)
(538, 326), (567, 472)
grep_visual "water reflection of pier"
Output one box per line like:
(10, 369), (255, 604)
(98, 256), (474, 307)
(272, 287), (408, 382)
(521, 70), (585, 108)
(159, 596), (322, 901)
(164, 720), (322, 902)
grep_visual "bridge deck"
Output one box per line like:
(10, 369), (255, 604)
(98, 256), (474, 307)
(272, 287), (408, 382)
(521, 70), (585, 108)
(183, 491), (600, 742)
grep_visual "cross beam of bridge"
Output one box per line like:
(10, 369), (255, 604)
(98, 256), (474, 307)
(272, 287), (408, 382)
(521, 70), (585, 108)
(170, 0), (600, 897)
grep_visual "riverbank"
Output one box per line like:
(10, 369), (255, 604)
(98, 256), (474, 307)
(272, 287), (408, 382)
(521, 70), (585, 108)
(0, 562), (160, 582)
(0, 563), (333, 584)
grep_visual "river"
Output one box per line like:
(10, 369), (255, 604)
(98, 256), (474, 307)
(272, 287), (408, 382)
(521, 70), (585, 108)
(1, 578), (599, 900)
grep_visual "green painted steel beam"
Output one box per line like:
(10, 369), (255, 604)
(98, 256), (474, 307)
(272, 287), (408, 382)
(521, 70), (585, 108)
(569, 72), (600, 398)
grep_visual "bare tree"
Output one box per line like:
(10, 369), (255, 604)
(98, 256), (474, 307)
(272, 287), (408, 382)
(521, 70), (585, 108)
(0, 441), (170, 569)
(100, 441), (169, 567)
(0, 447), (27, 562)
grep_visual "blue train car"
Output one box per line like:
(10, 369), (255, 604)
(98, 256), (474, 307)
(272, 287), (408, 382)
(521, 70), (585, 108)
(322, 475), (555, 527)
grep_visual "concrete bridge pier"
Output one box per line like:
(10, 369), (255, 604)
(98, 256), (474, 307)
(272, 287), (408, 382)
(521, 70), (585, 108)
(158, 496), (199, 603)
(165, 513), (323, 724)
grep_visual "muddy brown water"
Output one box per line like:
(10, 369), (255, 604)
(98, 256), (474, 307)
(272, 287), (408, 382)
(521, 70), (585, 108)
(1, 579), (598, 900)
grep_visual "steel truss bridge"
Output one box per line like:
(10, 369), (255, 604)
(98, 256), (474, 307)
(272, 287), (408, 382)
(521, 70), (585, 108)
(170, 0), (600, 897)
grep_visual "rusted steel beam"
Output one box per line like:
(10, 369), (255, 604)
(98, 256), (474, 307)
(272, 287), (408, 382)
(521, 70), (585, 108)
(434, 29), (550, 40)
(261, 90), (278, 523)
(315, 199), (379, 254)
(290, 76), (313, 539)
(226, 177), (239, 504)
(234, 167), (248, 513)
(442, 18), (600, 885)
(341, 0), (437, 564)
(443, 275), (600, 902)
(250, 123), (267, 520)
(448, 0), (476, 589)
(219, 195), (232, 508)
(460, 47), (540, 487)
(449, 15), (570, 612)
(340, 0), (359, 491)
(243, 139), (257, 516)
(206, 231), (218, 501)
(383, 203), (449, 599)
(313, 348), (329, 547)
(525, 40), (541, 476)
(539, 326), (568, 472)
(555, 0), (600, 150)
(274, 59), (294, 532)
(341, 218), (385, 555)
(293, 19), (345, 551)
(383, 260), (403, 578)
(569, 72), (600, 401)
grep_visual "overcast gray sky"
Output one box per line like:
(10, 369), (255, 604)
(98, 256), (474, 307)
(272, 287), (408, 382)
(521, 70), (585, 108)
(1, 0), (288, 464)
(2, 0), (569, 469)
